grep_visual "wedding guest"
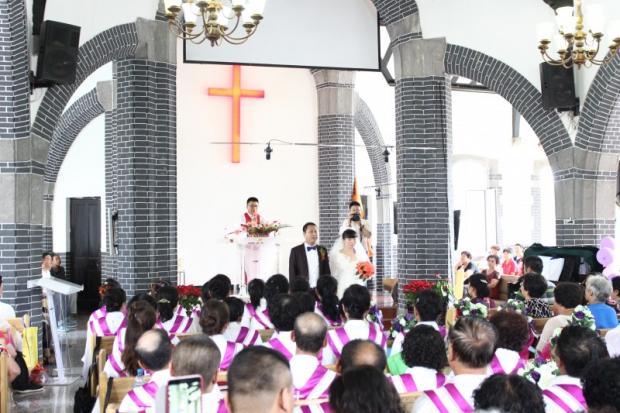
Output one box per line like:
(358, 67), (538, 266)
(41, 251), (53, 278)
(489, 245), (500, 257)
(609, 276), (620, 312)
(340, 201), (372, 258)
(243, 279), (273, 330)
(412, 317), (497, 413)
(488, 311), (529, 374)
(467, 273), (497, 309)
(226, 347), (294, 413)
(521, 273), (553, 318)
(118, 330), (172, 413)
(155, 286), (194, 344)
(338, 340), (386, 373)
(203, 274), (232, 301)
(293, 291), (316, 314)
(50, 254), (66, 280)
(81, 287), (126, 378)
(586, 275), (619, 329)
(514, 243), (525, 275)
(290, 313), (336, 402)
(481, 255), (500, 299)
(324, 285), (387, 365)
(582, 357), (620, 413)
(265, 274), (290, 307)
(473, 374), (545, 413)
(329, 366), (403, 413)
(455, 251), (478, 278)
(289, 222), (331, 288)
(501, 247), (517, 275)
(157, 335), (225, 413)
(390, 288), (445, 358)
(289, 278), (310, 294)
(508, 255), (544, 298)
(104, 299), (157, 378)
(224, 296), (262, 346)
(536, 282), (583, 353)
(263, 294), (303, 360)
(314, 275), (342, 327)
(388, 325), (447, 393)
(199, 299), (243, 370)
(543, 326), (609, 413)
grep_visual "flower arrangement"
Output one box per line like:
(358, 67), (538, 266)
(356, 261), (375, 281)
(454, 297), (488, 319)
(177, 285), (202, 316)
(502, 298), (527, 315)
(388, 312), (416, 339)
(242, 221), (288, 237)
(366, 304), (383, 327)
(548, 304), (596, 349)
(522, 356), (559, 388)
(402, 280), (436, 304)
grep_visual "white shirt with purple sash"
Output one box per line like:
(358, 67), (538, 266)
(389, 366), (446, 394)
(542, 375), (587, 413)
(412, 374), (488, 413)
(324, 320), (387, 365)
(224, 321), (263, 347)
(290, 354), (337, 400)
(390, 321), (444, 355)
(210, 334), (243, 371)
(104, 327), (128, 378)
(263, 331), (297, 360)
(118, 369), (171, 413)
(158, 313), (193, 345)
(487, 347), (526, 375)
(314, 303), (342, 328)
(82, 308), (125, 378)
(246, 302), (274, 330)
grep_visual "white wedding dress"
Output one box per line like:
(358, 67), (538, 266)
(329, 226), (370, 297)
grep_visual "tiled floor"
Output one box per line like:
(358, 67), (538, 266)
(13, 318), (88, 413)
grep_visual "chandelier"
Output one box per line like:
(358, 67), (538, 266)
(165, 0), (266, 46)
(537, 0), (620, 68)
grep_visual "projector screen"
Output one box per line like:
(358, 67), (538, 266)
(183, 0), (380, 71)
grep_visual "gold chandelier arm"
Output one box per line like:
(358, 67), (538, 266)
(221, 34), (252, 45)
(540, 50), (565, 66)
(221, 23), (259, 41)
(220, 14), (242, 36)
(168, 20), (206, 41)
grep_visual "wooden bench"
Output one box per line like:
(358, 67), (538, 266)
(598, 329), (611, 338)
(99, 336), (115, 355)
(259, 329), (274, 342)
(98, 373), (136, 413)
(400, 391), (423, 411)
(0, 352), (8, 413)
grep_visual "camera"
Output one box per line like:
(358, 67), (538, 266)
(351, 213), (361, 222)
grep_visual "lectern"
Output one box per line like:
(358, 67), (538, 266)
(27, 277), (83, 385)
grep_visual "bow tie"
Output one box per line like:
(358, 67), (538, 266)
(306, 246), (317, 251)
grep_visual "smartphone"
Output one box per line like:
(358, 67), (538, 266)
(166, 375), (204, 413)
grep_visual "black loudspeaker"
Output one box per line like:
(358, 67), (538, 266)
(32, 0), (47, 35)
(36, 21), (80, 84)
(540, 62), (577, 111)
(453, 210), (461, 251)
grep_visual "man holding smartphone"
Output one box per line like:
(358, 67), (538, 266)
(340, 201), (373, 259)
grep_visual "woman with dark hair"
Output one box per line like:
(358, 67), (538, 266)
(389, 325), (448, 393)
(474, 374), (545, 413)
(155, 286), (193, 344)
(323, 285), (387, 365)
(104, 300), (157, 377)
(315, 275), (342, 327)
(244, 278), (274, 330)
(329, 229), (370, 298)
(264, 274), (289, 306)
(467, 273), (497, 308)
(329, 366), (404, 413)
(488, 311), (529, 374)
(199, 299), (243, 370)
(223, 296), (262, 346)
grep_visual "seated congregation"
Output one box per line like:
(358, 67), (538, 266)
(78, 260), (620, 413)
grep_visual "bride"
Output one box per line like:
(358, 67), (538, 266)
(330, 229), (370, 298)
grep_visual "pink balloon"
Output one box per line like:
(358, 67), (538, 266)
(597, 247), (615, 267)
(603, 267), (618, 279)
(600, 236), (616, 250)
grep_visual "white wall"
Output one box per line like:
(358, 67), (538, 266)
(52, 116), (106, 253)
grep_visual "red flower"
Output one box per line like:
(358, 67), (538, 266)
(356, 261), (375, 280)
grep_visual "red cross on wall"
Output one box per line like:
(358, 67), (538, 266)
(208, 65), (265, 163)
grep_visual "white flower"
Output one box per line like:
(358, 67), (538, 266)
(399, 318), (406, 327)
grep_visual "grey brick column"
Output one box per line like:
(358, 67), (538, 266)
(392, 37), (453, 284)
(530, 160), (546, 243)
(111, 21), (177, 295)
(487, 160), (504, 246)
(312, 70), (356, 247)
(551, 147), (617, 246)
(0, 0), (44, 330)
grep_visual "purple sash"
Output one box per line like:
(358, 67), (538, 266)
(176, 305), (184, 316)
(107, 328), (127, 376)
(426, 384), (473, 413)
(543, 384), (586, 413)
(299, 402), (331, 413)
(236, 327), (249, 343)
(438, 325), (447, 339)
(217, 399), (228, 413)
(436, 373), (446, 388)
(245, 303), (272, 329)
(393, 372), (445, 392)
(220, 342), (237, 370)
(490, 354), (526, 375)
(268, 337), (294, 360)
(295, 365), (332, 399)
(316, 304), (342, 327)
(327, 327), (350, 358)
(128, 381), (159, 408)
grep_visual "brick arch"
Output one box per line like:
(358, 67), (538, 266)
(44, 89), (104, 185)
(31, 22), (139, 142)
(371, 0), (418, 26)
(444, 44), (572, 160)
(575, 53), (620, 153)
(354, 94), (391, 191)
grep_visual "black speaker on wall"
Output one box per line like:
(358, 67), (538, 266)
(540, 62), (578, 112)
(32, 0), (47, 35)
(36, 21), (80, 84)
(453, 210), (461, 251)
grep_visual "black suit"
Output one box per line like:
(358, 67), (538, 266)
(289, 244), (331, 284)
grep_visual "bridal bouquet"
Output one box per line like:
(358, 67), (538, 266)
(242, 221), (289, 237)
(176, 285), (202, 316)
(356, 261), (375, 281)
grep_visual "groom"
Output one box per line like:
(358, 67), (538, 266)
(289, 222), (331, 288)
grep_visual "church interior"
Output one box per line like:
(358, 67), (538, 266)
(2, 0), (620, 412)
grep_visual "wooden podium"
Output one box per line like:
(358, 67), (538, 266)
(27, 277), (83, 385)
